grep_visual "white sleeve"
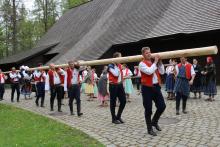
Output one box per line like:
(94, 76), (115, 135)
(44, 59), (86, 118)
(139, 62), (157, 75)
(22, 71), (29, 79)
(129, 69), (133, 76)
(158, 64), (165, 75)
(17, 73), (21, 78)
(191, 66), (196, 76)
(64, 72), (67, 91)
(109, 67), (119, 77)
(175, 65), (179, 75)
(134, 69), (137, 75)
(166, 67), (169, 74)
(9, 73), (16, 79)
(45, 74), (50, 91)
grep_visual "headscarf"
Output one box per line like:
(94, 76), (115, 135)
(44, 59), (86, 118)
(207, 56), (213, 64)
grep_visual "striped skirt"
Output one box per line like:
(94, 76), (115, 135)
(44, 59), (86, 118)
(165, 74), (175, 92)
(204, 81), (217, 96)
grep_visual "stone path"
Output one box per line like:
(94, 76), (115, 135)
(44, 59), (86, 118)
(1, 86), (220, 147)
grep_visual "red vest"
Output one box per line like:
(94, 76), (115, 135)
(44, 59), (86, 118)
(48, 70), (56, 86)
(177, 63), (192, 80)
(34, 71), (46, 82)
(56, 68), (64, 84)
(140, 60), (161, 87)
(66, 68), (80, 88)
(0, 73), (5, 83)
(109, 64), (123, 84)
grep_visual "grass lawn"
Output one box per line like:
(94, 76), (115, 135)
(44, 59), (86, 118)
(0, 104), (104, 147)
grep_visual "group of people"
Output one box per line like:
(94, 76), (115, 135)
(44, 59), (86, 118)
(0, 47), (217, 137)
(165, 57), (217, 102)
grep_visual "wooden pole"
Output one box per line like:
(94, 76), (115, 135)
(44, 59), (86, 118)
(3, 46), (218, 73)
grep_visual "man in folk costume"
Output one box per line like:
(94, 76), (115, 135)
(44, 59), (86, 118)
(0, 69), (7, 101)
(174, 57), (195, 115)
(139, 47), (166, 136)
(47, 63), (64, 112)
(9, 67), (21, 102)
(65, 60), (83, 116)
(33, 63), (47, 107)
(108, 52), (126, 124)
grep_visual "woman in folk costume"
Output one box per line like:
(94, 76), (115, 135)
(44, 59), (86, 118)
(21, 66), (33, 99)
(0, 69), (8, 101)
(92, 68), (99, 98)
(84, 66), (95, 101)
(81, 67), (88, 93)
(33, 63), (47, 107)
(202, 56), (217, 101)
(9, 67), (21, 102)
(191, 59), (203, 99)
(165, 59), (176, 100)
(98, 67), (109, 107)
(133, 66), (141, 95)
(122, 64), (134, 102)
(174, 57), (195, 115)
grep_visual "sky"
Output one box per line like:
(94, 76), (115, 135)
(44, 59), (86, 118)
(23, 0), (35, 11)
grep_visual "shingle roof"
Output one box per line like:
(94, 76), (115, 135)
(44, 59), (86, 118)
(1, 0), (220, 65)
(0, 42), (59, 64)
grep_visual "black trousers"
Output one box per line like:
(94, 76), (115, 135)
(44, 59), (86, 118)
(109, 83), (126, 121)
(136, 77), (141, 90)
(176, 92), (188, 111)
(68, 84), (81, 114)
(0, 84), (5, 99)
(141, 84), (166, 131)
(50, 85), (63, 111)
(36, 82), (45, 106)
(11, 83), (20, 102)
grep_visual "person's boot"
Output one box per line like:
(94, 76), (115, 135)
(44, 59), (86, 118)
(35, 99), (39, 106)
(176, 109), (180, 115)
(182, 100), (187, 114)
(77, 101), (83, 117)
(148, 129), (157, 136)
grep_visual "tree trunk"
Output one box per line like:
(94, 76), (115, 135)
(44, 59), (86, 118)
(12, 0), (17, 53)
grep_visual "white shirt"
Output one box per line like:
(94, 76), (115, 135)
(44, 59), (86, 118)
(33, 70), (46, 82)
(22, 70), (32, 80)
(122, 68), (133, 77)
(9, 72), (21, 82)
(109, 65), (122, 83)
(71, 69), (79, 84)
(139, 61), (165, 84)
(53, 71), (61, 85)
(82, 70), (88, 80)
(166, 66), (175, 75)
(175, 63), (196, 76)
(0, 74), (7, 83)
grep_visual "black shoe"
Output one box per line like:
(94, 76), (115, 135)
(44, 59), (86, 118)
(50, 108), (54, 111)
(71, 112), (75, 115)
(182, 110), (187, 114)
(11, 100), (14, 103)
(35, 102), (39, 107)
(152, 124), (162, 131)
(17, 100), (20, 102)
(148, 130), (157, 136)
(77, 113), (83, 117)
(112, 120), (121, 124)
(0, 99), (2, 101)
(40, 105), (45, 107)
(117, 118), (125, 123)
(176, 110), (180, 115)
(58, 110), (62, 112)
